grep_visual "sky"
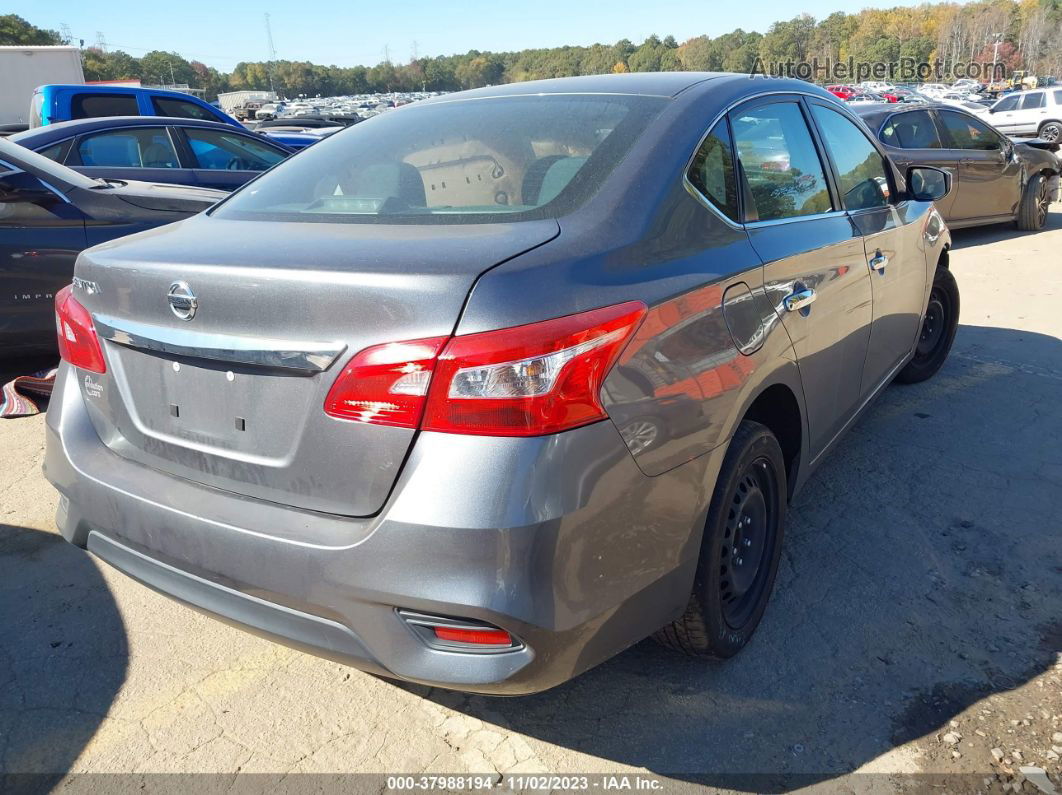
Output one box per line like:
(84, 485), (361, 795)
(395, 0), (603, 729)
(13, 0), (948, 72)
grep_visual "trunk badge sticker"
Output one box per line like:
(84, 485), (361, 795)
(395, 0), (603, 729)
(167, 281), (198, 321)
(83, 375), (103, 399)
(72, 277), (101, 295)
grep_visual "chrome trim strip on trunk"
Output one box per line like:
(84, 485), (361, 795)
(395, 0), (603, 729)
(93, 313), (347, 373)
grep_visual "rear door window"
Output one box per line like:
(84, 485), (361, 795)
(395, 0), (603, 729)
(152, 97), (220, 121)
(937, 111), (1002, 151)
(809, 104), (889, 211)
(880, 110), (942, 149)
(183, 128), (287, 170)
(1021, 92), (1046, 110)
(76, 128), (180, 167)
(71, 93), (139, 119)
(730, 101), (832, 222)
(687, 119), (739, 221)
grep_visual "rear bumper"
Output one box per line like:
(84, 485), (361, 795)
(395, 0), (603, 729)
(45, 364), (723, 694)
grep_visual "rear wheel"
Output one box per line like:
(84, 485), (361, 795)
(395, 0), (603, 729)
(654, 420), (786, 659)
(1038, 121), (1062, 143)
(1016, 173), (1051, 231)
(896, 267), (960, 384)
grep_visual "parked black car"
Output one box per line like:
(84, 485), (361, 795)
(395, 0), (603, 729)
(9, 117), (292, 192)
(853, 102), (1060, 229)
(0, 137), (224, 356)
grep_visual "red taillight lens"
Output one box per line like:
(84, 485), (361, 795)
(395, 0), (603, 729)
(432, 626), (513, 646)
(423, 301), (646, 436)
(54, 285), (106, 373)
(323, 336), (448, 428)
(324, 302), (646, 436)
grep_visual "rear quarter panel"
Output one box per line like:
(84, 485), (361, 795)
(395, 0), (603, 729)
(458, 83), (807, 478)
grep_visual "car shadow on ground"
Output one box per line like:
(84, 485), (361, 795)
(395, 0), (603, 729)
(949, 204), (1062, 249)
(0, 523), (127, 789)
(410, 322), (1061, 790)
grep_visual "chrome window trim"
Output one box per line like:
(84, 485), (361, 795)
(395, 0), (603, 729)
(93, 313), (347, 373)
(744, 208), (849, 229)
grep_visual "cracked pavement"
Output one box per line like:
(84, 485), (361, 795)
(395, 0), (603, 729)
(0, 209), (1060, 791)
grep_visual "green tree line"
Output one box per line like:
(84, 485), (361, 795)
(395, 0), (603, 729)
(2, 1), (1060, 102)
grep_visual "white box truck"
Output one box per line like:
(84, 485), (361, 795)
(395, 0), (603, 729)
(0, 45), (84, 129)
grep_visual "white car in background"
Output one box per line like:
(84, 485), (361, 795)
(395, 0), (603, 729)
(919, 83), (950, 99)
(859, 80), (895, 94)
(985, 89), (1062, 141)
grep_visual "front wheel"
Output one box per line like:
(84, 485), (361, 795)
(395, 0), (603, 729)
(654, 420), (786, 659)
(896, 267), (960, 384)
(1016, 173), (1051, 231)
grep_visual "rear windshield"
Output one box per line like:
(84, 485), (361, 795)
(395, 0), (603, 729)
(212, 94), (666, 224)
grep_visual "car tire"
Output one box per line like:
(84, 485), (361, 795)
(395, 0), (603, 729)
(654, 420), (786, 659)
(1015, 172), (1051, 231)
(1038, 121), (1062, 143)
(896, 267), (960, 384)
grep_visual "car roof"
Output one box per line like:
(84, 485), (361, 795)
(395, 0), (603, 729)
(851, 101), (977, 119)
(416, 73), (838, 114)
(11, 116), (254, 145)
(36, 84), (208, 100)
(419, 72), (728, 102)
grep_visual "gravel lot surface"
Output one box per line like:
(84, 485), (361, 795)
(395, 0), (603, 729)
(1, 209), (1060, 793)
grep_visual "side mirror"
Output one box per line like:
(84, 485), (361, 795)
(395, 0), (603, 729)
(907, 166), (951, 202)
(0, 172), (58, 204)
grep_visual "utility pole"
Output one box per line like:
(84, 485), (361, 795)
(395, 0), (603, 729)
(59, 23), (72, 45)
(264, 13), (278, 96)
(991, 32), (1005, 86)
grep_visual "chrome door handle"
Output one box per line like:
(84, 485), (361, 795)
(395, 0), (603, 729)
(783, 288), (816, 312)
(869, 252), (889, 272)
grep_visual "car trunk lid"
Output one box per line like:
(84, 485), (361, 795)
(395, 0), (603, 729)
(73, 214), (559, 516)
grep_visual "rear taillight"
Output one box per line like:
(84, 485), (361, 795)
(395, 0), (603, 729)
(54, 285), (106, 373)
(324, 336), (448, 428)
(324, 302), (646, 436)
(423, 302), (647, 435)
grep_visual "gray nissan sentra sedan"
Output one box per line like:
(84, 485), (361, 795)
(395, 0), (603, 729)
(44, 73), (957, 694)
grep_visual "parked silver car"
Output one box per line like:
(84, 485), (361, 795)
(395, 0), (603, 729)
(45, 74), (956, 694)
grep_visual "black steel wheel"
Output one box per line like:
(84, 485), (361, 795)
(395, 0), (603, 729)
(719, 456), (780, 629)
(896, 267), (960, 384)
(654, 420), (786, 659)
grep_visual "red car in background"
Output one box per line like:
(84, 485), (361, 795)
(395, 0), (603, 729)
(827, 85), (901, 103)
(827, 84), (857, 99)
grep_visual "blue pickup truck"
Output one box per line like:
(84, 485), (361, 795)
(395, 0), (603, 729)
(26, 85), (328, 149)
(31, 84), (242, 129)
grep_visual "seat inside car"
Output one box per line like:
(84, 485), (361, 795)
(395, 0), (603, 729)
(142, 142), (177, 168)
(894, 117), (938, 148)
(329, 161), (427, 207)
(521, 156), (587, 205)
